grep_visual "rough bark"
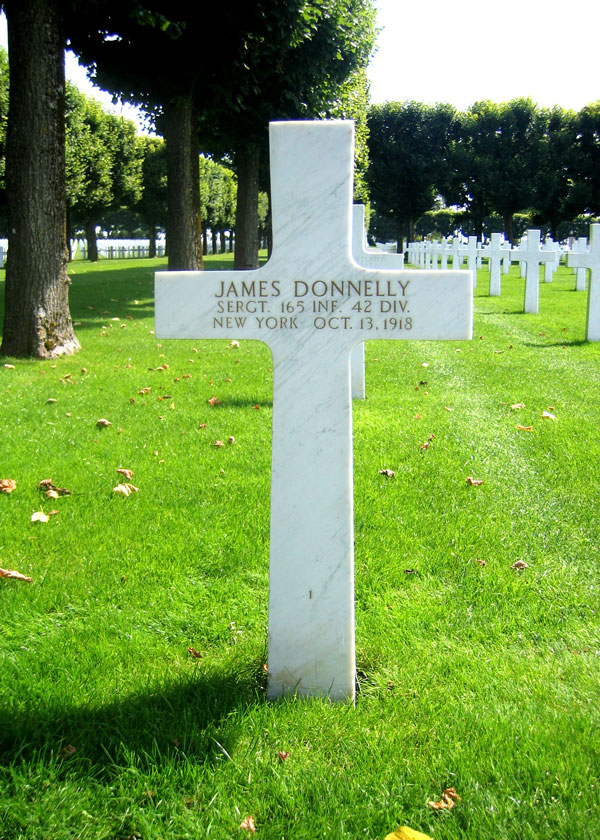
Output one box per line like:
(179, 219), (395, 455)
(163, 95), (202, 271)
(85, 219), (99, 262)
(234, 143), (260, 270)
(148, 223), (157, 258)
(1, 0), (79, 358)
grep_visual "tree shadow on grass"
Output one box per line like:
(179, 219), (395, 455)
(522, 339), (588, 348)
(0, 663), (267, 780)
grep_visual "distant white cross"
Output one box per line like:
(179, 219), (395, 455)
(567, 223), (600, 341)
(518, 229), (556, 314)
(350, 204), (404, 399)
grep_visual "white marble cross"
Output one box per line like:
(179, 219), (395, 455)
(542, 239), (560, 283)
(483, 232), (505, 296)
(464, 236), (478, 288)
(155, 120), (473, 702)
(350, 204), (404, 399)
(570, 236), (588, 291)
(567, 224), (600, 341)
(519, 229), (556, 314)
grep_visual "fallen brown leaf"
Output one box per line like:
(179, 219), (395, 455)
(516, 424), (534, 431)
(39, 480), (70, 496)
(278, 751), (290, 761)
(228, 436), (235, 444)
(475, 558), (486, 567)
(379, 469), (395, 478)
(511, 560), (529, 571)
(240, 816), (256, 834)
(0, 568), (33, 582)
(214, 440), (225, 448)
(0, 479), (16, 494)
(96, 418), (112, 427)
(4, 363), (15, 369)
(116, 468), (134, 479)
(113, 483), (139, 497)
(428, 787), (461, 810)
(188, 646), (203, 659)
(31, 511), (50, 523)
(542, 410), (556, 419)
(511, 403), (526, 410)
(466, 476), (483, 486)
(208, 396), (222, 406)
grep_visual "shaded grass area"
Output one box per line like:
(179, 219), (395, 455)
(0, 256), (599, 839)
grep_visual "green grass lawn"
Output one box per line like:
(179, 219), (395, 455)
(0, 255), (598, 840)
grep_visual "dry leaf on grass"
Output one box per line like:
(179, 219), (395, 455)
(39, 480), (70, 496)
(228, 436), (235, 444)
(187, 646), (203, 659)
(511, 402), (526, 410)
(516, 424), (534, 431)
(113, 483), (139, 497)
(31, 511), (50, 523)
(214, 440), (225, 448)
(379, 469), (395, 478)
(4, 363), (15, 369)
(385, 827), (433, 840)
(475, 558), (486, 567)
(0, 479), (16, 494)
(208, 396), (222, 406)
(511, 560), (529, 571)
(466, 476), (484, 486)
(240, 816), (256, 834)
(278, 751), (290, 761)
(96, 418), (112, 427)
(116, 468), (134, 479)
(0, 568), (33, 582)
(428, 787), (461, 810)
(542, 410), (556, 420)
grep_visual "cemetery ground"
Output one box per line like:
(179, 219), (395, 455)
(0, 254), (599, 840)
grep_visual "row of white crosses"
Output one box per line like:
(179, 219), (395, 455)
(155, 121), (473, 702)
(407, 230), (599, 336)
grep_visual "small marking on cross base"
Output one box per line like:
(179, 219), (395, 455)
(155, 121), (473, 702)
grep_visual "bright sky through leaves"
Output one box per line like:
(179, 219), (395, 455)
(1, 1), (598, 128)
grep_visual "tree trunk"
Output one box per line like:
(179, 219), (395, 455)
(85, 219), (99, 262)
(201, 223), (208, 256)
(503, 212), (514, 244)
(163, 95), (202, 271)
(234, 142), (260, 270)
(219, 228), (226, 253)
(396, 222), (403, 254)
(148, 222), (157, 258)
(228, 230), (234, 253)
(1, 0), (78, 358)
(211, 229), (217, 255)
